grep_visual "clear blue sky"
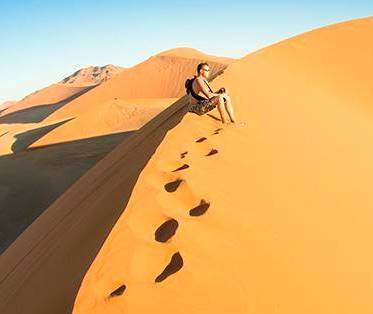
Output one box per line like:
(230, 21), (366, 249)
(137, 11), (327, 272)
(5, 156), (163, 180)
(0, 0), (372, 102)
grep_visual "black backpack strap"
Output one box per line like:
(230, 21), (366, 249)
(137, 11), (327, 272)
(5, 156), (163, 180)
(203, 79), (214, 93)
(187, 77), (208, 101)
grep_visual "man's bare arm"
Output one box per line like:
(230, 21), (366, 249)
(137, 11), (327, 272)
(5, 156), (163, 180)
(196, 78), (220, 99)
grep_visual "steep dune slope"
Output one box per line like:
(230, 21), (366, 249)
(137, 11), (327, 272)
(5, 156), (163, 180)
(1, 17), (373, 314)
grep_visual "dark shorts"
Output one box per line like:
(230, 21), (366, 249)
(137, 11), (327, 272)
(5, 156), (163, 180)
(188, 99), (216, 115)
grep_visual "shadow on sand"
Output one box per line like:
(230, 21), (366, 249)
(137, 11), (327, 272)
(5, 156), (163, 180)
(0, 85), (96, 124)
(0, 130), (135, 254)
(10, 118), (74, 153)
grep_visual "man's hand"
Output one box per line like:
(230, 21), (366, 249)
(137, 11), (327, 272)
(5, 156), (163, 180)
(218, 87), (229, 95)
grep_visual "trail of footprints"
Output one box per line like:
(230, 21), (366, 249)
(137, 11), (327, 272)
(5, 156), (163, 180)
(108, 127), (222, 299)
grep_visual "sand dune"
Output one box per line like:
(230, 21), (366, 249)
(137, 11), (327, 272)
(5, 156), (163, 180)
(0, 84), (98, 125)
(0, 49), (231, 257)
(42, 48), (234, 121)
(29, 98), (178, 147)
(1, 17), (373, 314)
(26, 48), (234, 147)
(0, 64), (124, 117)
(0, 101), (16, 112)
(156, 47), (234, 63)
(60, 64), (124, 86)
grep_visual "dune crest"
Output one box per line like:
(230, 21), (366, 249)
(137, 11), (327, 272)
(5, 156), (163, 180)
(60, 64), (125, 86)
(155, 47), (234, 64)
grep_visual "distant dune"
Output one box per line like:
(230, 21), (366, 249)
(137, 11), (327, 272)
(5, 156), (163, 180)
(1, 17), (373, 314)
(156, 47), (235, 63)
(60, 64), (125, 86)
(0, 100), (16, 112)
(0, 64), (124, 117)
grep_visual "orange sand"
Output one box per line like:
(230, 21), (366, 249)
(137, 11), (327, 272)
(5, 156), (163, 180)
(0, 48), (230, 152)
(26, 48), (233, 147)
(1, 84), (94, 116)
(29, 98), (178, 148)
(60, 64), (124, 86)
(0, 101), (16, 111)
(0, 64), (124, 117)
(1, 17), (373, 314)
(0, 48), (234, 257)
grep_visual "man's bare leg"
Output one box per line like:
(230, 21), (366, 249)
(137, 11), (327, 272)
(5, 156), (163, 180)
(222, 94), (237, 123)
(210, 95), (228, 123)
(222, 94), (246, 127)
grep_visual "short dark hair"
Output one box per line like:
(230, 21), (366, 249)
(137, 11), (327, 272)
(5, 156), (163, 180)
(197, 62), (209, 74)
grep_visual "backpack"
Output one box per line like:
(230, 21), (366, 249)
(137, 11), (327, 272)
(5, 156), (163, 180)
(185, 76), (196, 95)
(184, 76), (212, 101)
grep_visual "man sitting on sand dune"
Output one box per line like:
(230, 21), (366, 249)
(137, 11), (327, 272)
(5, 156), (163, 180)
(186, 62), (244, 126)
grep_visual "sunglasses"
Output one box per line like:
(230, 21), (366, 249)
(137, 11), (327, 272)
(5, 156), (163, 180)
(202, 68), (210, 72)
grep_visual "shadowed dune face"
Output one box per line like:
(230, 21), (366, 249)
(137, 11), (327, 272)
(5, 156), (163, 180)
(2, 18), (373, 314)
(0, 84), (97, 117)
(0, 129), (134, 254)
(0, 85), (96, 124)
(0, 97), (190, 314)
(28, 98), (178, 147)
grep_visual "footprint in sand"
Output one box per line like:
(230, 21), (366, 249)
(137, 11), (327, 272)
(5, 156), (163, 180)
(155, 252), (183, 283)
(164, 179), (183, 192)
(189, 199), (210, 216)
(109, 284), (126, 298)
(172, 164), (190, 172)
(155, 219), (179, 242)
(196, 137), (207, 143)
(212, 128), (223, 135)
(206, 148), (218, 156)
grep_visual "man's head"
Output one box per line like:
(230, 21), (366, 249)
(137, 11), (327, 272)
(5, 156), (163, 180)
(197, 62), (210, 79)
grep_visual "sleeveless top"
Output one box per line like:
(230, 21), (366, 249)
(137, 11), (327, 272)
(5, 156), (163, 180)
(187, 77), (214, 101)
